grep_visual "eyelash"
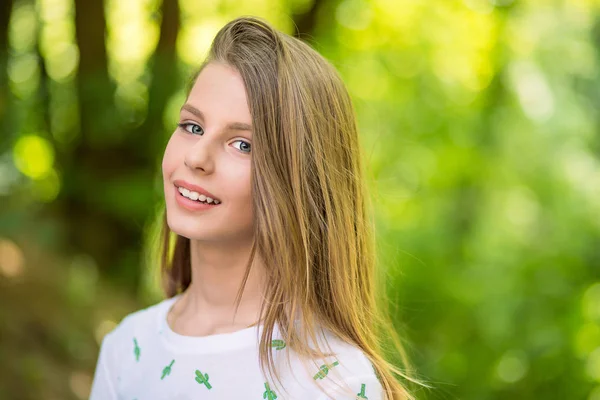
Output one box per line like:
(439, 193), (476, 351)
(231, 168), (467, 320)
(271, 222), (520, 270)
(177, 122), (252, 154)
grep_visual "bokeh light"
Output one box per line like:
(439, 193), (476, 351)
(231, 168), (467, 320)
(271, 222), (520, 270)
(1, 1), (599, 399)
(0, 239), (25, 278)
(12, 135), (55, 180)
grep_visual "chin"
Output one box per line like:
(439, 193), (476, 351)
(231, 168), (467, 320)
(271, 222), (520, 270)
(166, 217), (209, 240)
(164, 206), (254, 244)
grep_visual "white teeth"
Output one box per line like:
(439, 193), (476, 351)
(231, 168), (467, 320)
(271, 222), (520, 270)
(177, 186), (220, 204)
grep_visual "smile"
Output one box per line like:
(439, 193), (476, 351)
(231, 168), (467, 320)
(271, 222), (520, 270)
(177, 186), (221, 204)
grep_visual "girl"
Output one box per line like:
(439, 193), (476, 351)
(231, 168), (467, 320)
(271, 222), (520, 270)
(90, 16), (426, 400)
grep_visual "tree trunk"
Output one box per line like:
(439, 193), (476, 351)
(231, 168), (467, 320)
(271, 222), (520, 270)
(67, 0), (141, 286)
(63, 0), (182, 290)
(292, 0), (324, 39)
(0, 0), (14, 150)
(129, 0), (180, 162)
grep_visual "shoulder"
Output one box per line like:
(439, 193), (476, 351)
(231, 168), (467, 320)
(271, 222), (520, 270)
(320, 331), (378, 378)
(318, 331), (384, 399)
(89, 297), (177, 399)
(283, 328), (385, 400)
(99, 296), (176, 355)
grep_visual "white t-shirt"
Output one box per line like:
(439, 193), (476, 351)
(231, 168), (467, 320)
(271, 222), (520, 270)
(89, 295), (384, 400)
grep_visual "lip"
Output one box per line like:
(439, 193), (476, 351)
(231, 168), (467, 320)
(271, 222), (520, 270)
(174, 186), (220, 211)
(173, 179), (220, 201)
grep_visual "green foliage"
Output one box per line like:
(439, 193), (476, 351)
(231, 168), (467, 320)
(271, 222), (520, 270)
(0, 0), (599, 399)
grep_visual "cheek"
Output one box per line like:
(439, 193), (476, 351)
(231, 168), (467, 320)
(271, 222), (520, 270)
(224, 167), (252, 210)
(235, 168), (252, 199)
(162, 135), (179, 178)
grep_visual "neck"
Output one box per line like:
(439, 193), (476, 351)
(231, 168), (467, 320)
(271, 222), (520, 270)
(174, 237), (267, 330)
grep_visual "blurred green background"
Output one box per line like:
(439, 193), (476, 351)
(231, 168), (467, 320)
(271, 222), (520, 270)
(1, 0), (599, 399)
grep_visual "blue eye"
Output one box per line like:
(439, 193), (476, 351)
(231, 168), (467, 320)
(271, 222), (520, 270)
(232, 140), (251, 154)
(178, 122), (204, 135)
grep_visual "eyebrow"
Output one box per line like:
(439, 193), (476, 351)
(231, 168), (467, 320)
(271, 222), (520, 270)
(181, 104), (253, 132)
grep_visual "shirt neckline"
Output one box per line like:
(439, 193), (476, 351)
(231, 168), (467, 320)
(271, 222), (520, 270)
(157, 294), (268, 354)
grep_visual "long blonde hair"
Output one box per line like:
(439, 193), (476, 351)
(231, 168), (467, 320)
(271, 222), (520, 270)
(158, 16), (430, 399)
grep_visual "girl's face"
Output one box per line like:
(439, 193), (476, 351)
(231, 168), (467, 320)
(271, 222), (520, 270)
(162, 62), (254, 243)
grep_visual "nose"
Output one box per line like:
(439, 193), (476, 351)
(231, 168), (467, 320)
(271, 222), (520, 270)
(183, 136), (214, 173)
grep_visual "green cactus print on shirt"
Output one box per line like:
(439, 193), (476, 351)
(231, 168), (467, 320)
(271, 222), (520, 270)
(133, 338), (140, 362)
(271, 339), (286, 350)
(372, 363), (381, 383)
(161, 359), (175, 380)
(357, 383), (368, 399)
(313, 361), (340, 380)
(263, 382), (277, 400)
(195, 369), (212, 389)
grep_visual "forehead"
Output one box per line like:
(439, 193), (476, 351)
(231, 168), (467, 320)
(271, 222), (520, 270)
(186, 63), (252, 125)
